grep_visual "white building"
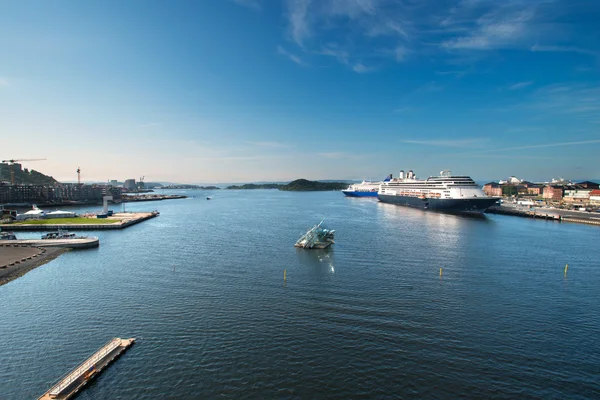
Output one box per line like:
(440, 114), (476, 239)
(16, 205), (77, 220)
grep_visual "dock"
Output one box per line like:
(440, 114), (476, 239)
(486, 205), (561, 221)
(487, 204), (600, 226)
(38, 338), (135, 400)
(0, 211), (158, 231)
(0, 237), (99, 249)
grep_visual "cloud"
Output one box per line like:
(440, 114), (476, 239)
(441, 6), (535, 50)
(393, 106), (419, 114)
(459, 139), (600, 155)
(508, 81), (533, 90)
(138, 122), (160, 128)
(317, 152), (349, 159)
(232, 0), (261, 9)
(401, 138), (489, 148)
(247, 141), (292, 148)
(352, 63), (372, 73)
(239, 0), (595, 73)
(0, 77), (9, 86)
(531, 44), (598, 57)
(276, 45), (306, 66)
(526, 83), (600, 116)
(284, 0), (412, 71)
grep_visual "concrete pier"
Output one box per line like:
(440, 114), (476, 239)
(487, 204), (600, 226)
(0, 237), (99, 249)
(0, 211), (158, 231)
(38, 338), (135, 400)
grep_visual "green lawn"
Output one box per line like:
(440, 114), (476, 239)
(13, 217), (118, 225)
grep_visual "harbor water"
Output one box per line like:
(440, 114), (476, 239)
(1, 190), (599, 399)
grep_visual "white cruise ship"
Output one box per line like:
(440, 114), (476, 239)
(378, 170), (498, 213)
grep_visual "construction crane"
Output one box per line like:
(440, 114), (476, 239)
(77, 167), (81, 185)
(1, 158), (46, 185)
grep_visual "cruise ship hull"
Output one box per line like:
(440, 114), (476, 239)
(342, 190), (378, 197)
(378, 194), (498, 213)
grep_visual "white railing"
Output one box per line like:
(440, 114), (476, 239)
(48, 338), (121, 396)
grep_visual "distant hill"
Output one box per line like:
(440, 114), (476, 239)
(225, 179), (348, 191)
(280, 179), (348, 191)
(0, 163), (57, 185)
(226, 183), (281, 190)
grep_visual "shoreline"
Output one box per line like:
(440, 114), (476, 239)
(0, 246), (69, 286)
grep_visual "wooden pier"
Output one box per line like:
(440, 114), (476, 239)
(38, 338), (135, 400)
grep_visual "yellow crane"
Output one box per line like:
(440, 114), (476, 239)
(1, 158), (47, 185)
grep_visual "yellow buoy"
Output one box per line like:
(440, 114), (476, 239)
(284, 269), (287, 281)
(564, 264), (568, 275)
(440, 268), (443, 277)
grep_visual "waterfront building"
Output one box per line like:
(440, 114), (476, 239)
(543, 185), (564, 201)
(563, 187), (592, 204)
(0, 182), (122, 205)
(123, 179), (137, 190)
(589, 189), (600, 205)
(526, 184), (544, 196)
(576, 181), (600, 189)
(483, 182), (503, 197)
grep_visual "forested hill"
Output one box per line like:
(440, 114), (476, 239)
(280, 179), (348, 191)
(225, 179), (348, 191)
(225, 183), (282, 190)
(0, 164), (57, 185)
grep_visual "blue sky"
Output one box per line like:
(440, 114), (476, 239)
(1, 0), (599, 183)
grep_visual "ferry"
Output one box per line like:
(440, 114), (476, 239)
(378, 170), (499, 213)
(342, 175), (392, 197)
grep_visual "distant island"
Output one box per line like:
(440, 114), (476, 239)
(225, 183), (281, 190)
(226, 179), (348, 191)
(161, 184), (220, 190)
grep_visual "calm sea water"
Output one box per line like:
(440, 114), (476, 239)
(1, 190), (599, 399)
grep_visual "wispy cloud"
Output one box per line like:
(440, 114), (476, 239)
(506, 127), (545, 133)
(0, 77), (9, 86)
(352, 63), (373, 73)
(393, 106), (419, 114)
(458, 139), (600, 156)
(138, 122), (160, 128)
(531, 44), (598, 57)
(276, 45), (306, 66)
(526, 83), (600, 116)
(247, 141), (292, 148)
(441, 8), (535, 50)
(317, 152), (352, 159)
(232, 0), (261, 10)
(401, 138), (489, 148)
(273, 0), (587, 72)
(508, 81), (533, 90)
(284, 0), (413, 72)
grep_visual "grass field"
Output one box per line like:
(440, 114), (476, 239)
(13, 217), (118, 225)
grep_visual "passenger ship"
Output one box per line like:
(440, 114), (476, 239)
(378, 170), (499, 213)
(342, 175), (392, 197)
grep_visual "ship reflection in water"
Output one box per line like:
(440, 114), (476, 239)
(296, 247), (336, 275)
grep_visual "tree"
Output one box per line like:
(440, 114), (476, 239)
(502, 185), (518, 196)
